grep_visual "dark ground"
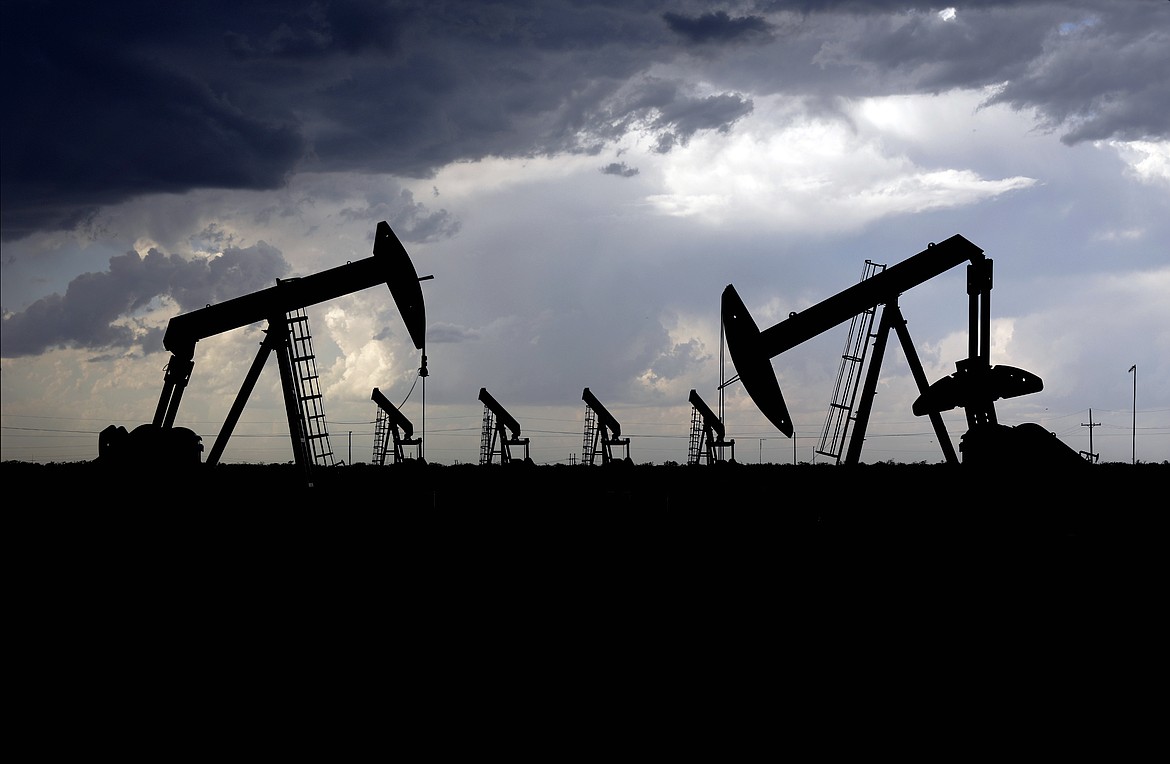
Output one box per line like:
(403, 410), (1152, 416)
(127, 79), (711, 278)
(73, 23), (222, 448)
(7, 458), (1165, 532)
(8, 458), (1163, 731)
(11, 458), (1163, 633)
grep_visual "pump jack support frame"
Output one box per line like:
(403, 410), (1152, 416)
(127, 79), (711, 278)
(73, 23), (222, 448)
(205, 309), (312, 471)
(842, 300), (959, 465)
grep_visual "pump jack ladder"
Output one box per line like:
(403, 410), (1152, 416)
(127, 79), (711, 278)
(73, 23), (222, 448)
(816, 260), (885, 464)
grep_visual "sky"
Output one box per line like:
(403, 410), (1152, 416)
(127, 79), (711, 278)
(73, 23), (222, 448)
(2, 0), (1168, 467)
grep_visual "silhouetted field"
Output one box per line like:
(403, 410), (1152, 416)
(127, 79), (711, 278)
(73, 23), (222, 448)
(7, 458), (1164, 534)
(8, 459), (1163, 660)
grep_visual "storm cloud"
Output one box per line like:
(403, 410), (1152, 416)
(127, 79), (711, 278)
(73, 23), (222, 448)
(6, 2), (1163, 241)
(2, 242), (290, 357)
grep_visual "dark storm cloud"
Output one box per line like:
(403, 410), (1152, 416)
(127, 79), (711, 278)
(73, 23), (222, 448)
(2, 1), (1166, 242)
(601, 162), (639, 177)
(815, 6), (1051, 91)
(651, 92), (755, 145)
(663, 10), (772, 44)
(338, 188), (461, 243)
(983, 8), (1170, 144)
(424, 323), (480, 344)
(0, 1), (797, 243)
(1, 242), (290, 357)
(1, 1), (306, 241)
(646, 338), (710, 381)
(805, 3), (1170, 144)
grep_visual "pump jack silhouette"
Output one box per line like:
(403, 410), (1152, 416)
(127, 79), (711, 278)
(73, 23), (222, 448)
(99, 221), (430, 486)
(478, 388), (532, 465)
(721, 234), (1083, 467)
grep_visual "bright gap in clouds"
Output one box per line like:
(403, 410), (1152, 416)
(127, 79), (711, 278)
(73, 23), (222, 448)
(1107, 140), (1170, 186)
(644, 90), (1037, 233)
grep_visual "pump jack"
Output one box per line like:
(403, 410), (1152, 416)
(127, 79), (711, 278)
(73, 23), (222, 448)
(581, 388), (631, 465)
(99, 221), (430, 484)
(721, 234), (1082, 467)
(478, 388), (532, 465)
(371, 387), (423, 465)
(688, 389), (735, 465)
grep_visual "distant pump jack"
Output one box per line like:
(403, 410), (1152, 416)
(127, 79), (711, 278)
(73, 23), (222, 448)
(582, 388), (632, 465)
(478, 388), (532, 465)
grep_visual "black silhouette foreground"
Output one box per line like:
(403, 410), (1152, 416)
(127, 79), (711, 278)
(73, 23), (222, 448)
(582, 388), (632, 466)
(371, 387), (423, 466)
(722, 234), (1084, 468)
(688, 388), (736, 465)
(97, 221), (429, 486)
(477, 388), (533, 466)
(5, 459), (1164, 540)
(86, 230), (1108, 512)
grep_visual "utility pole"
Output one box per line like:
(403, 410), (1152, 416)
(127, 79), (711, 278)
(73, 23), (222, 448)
(1129, 364), (1136, 464)
(1080, 409), (1099, 464)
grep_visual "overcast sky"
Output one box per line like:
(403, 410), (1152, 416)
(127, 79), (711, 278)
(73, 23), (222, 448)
(2, 0), (1168, 467)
